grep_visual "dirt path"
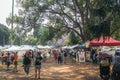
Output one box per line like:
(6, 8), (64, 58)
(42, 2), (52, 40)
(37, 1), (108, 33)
(0, 58), (101, 80)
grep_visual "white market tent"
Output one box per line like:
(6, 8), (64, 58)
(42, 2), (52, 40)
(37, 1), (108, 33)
(0, 46), (3, 49)
(19, 45), (37, 51)
(62, 45), (79, 49)
(5, 46), (21, 51)
(37, 45), (54, 49)
(0, 46), (5, 50)
(4, 45), (37, 51)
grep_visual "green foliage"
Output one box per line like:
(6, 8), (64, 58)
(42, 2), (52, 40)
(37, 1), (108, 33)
(89, 0), (120, 39)
(69, 31), (79, 45)
(65, 31), (79, 45)
(13, 36), (21, 45)
(11, 0), (89, 42)
(24, 35), (37, 45)
(64, 38), (70, 45)
(0, 23), (10, 46)
(114, 29), (120, 40)
(22, 0), (36, 10)
(7, 0), (120, 44)
(34, 27), (56, 45)
(92, 7), (106, 18)
(89, 20), (110, 38)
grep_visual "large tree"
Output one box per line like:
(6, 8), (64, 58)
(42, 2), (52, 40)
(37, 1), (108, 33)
(7, 0), (91, 42)
(6, 0), (120, 44)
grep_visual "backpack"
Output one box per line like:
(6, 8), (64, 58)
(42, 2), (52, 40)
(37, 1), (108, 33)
(23, 57), (31, 65)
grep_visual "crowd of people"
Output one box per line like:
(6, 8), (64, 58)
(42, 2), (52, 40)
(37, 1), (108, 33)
(90, 48), (120, 80)
(0, 50), (43, 79)
(0, 48), (79, 79)
(0, 51), (18, 71)
(0, 47), (120, 80)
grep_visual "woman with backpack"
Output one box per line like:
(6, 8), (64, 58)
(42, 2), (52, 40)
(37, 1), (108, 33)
(34, 52), (43, 79)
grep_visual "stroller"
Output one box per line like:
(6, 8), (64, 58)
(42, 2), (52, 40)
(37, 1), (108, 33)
(99, 56), (111, 80)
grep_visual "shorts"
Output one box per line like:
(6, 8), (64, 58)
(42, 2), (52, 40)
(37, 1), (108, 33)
(7, 62), (10, 66)
(35, 65), (41, 69)
(14, 61), (18, 65)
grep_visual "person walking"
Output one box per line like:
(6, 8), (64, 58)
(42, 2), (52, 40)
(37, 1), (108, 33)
(58, 53), (62, 64)
(1, 52), (4, 65)
(13, 52), (18, 72)
(64, 51), (67, 64)
(34, 52), (43, 79)
(6, 52), (11, 70)
(43, 53), (47, 63)
(23, 52), (31, 77)
(53, 50), (58, 61)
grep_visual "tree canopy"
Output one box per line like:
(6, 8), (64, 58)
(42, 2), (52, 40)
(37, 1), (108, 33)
(6, 0), (120, 45)
(89, 0), (120, 39)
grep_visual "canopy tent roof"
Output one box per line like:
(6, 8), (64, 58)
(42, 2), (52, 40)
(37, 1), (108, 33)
(5, 45), (38, 51)
(90, 36), (120, 46)
(37, 45), (54, 49)
(5, 46), (21, 51)
(73, 41), (90, 49)
(19, 45), (37, 51)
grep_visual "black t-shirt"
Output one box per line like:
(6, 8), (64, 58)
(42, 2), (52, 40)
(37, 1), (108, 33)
(64, 52), (67, 57)
(35, 57), (42, 65)
(23, 56), (31, 65)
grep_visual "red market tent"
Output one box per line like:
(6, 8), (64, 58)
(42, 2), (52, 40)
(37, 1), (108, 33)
(90, 36), (120, 46)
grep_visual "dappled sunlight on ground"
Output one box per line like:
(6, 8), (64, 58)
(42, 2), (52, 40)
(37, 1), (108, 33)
(0, 57), (101, 80)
